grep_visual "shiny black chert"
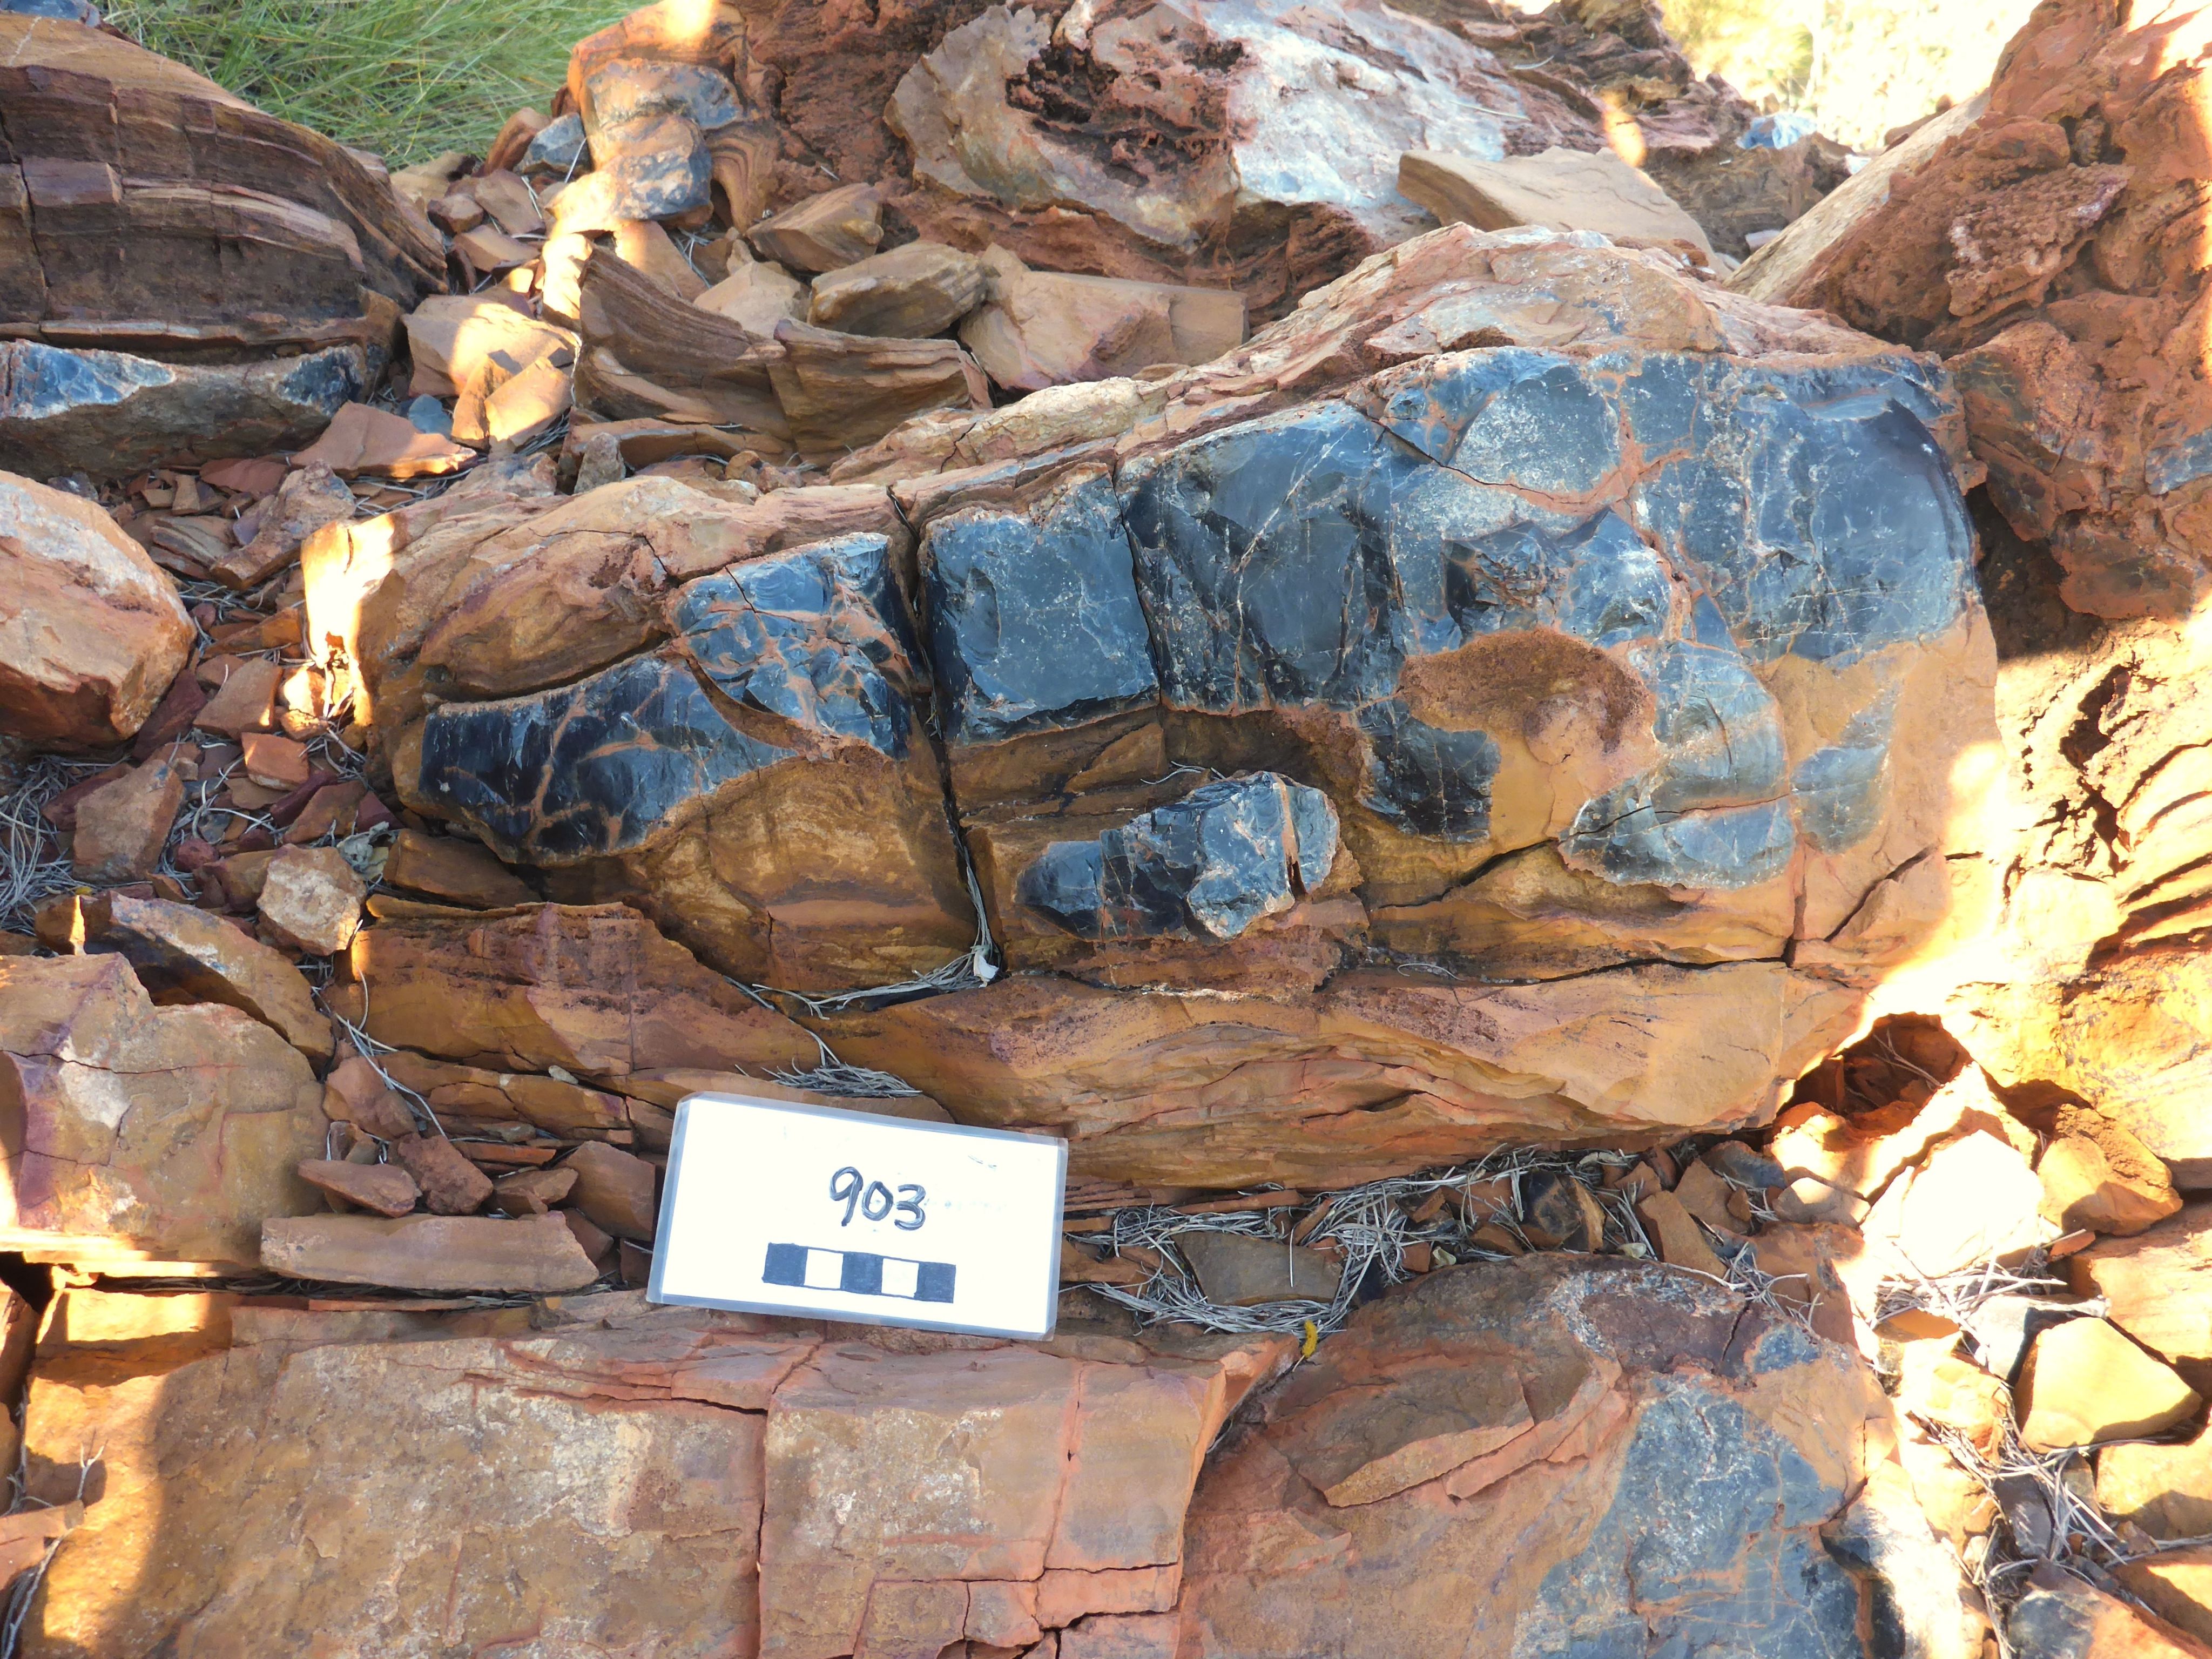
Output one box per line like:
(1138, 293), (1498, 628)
(922, 474), (1158, 746)
(419, 652), (790, 864)
(673, 532), (922, 755)
(1019, 772), (1339, 941)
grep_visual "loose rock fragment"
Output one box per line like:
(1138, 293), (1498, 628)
(296, 1159), (420, 1217)
(808, 240), (984, 338)
(561, 1142), (658, 1242)
(256, 845), (367, 955)
(69, 757), (183, 881)
(1398, 148), (1714, 255)
(747, 183), (882, 272)
(2016, 1317), (2201, 1451)
(259, 1213), (601, 1292)
(392, 1134), (494, 1216)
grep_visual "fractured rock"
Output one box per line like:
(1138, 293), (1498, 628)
(573, 242), (791, 441)
(888, 0), (1597, 319)
(390, 1133), (494, 1215)
(0, 953), (325, 1269)
(2067, 1205), (2212, 1365)
(412, 533), (975, 989)
(766, 319), (990, 451)
(260, 1212), (601, 1292)
(207, 461), (352, 590)
(0, 340), (367, 481)
(1178, 1256), (1906, 1656)
(2099, 1421), (2212, 1542)
(2008, 1564), (2212, 1659)
(0, 470), (193, 747)
(1725, 0), (2212, 618)
(2117, 1550), (2212, 1649)
(72, 890), (333, 1062)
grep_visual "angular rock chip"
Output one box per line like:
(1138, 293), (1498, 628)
(1399, 147), (1714, 256)
(0, 470), (194, 748)
(747, 183), (883, 273)
(256, 844), (367, 956)
(293, 402), (475, 480)
(391, 1133), (494, 1216)
(380, 827), (535, 908)
(808, 240), (984, 339)
(296, 1158), (420, 1217)
(1180, 1231), (1344, 1309)
(767, 319), (989, 451)
(561, 1141), (658, 1241)
(957, 246), (1246, 392)
(69, 756), (183, 882)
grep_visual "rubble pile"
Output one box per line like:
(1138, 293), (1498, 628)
(1, 0), (2211, 1654)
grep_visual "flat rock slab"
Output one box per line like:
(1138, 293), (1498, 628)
(1399, 147), (1714, 255)
(260, 1212), (599, 1292)
(1181, 1230), (1345, 1307)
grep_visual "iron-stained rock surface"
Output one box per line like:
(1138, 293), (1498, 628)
(339, 227), (1995, 1184)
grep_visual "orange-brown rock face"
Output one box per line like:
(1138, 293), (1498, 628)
(0, 14), (445, 477)
(1731, 0), (2212, 622)
(13, 1292), (1281, 1658)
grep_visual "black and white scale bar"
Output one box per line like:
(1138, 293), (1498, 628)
(762, 1243), (956, 1304)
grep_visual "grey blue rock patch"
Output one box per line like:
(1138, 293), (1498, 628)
(1019, 773), (1339, 941)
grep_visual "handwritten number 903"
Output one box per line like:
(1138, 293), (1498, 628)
(829, 1166), (927, 1231)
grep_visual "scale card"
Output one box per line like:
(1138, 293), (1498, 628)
(648, 1092), (1067, 1339)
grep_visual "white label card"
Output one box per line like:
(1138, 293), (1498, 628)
(648, 1093), (1068, 1339)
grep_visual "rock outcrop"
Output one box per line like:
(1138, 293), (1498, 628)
(331, 224), (1997, 1185)
(0, 14), (445, 476)
(12, 1291), (1281, 1658)
(1177, 1257), (1904, 1656)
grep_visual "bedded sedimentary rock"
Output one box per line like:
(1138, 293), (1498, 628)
(340, 902), (819, 1082)
(0, 13), (444, 474)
